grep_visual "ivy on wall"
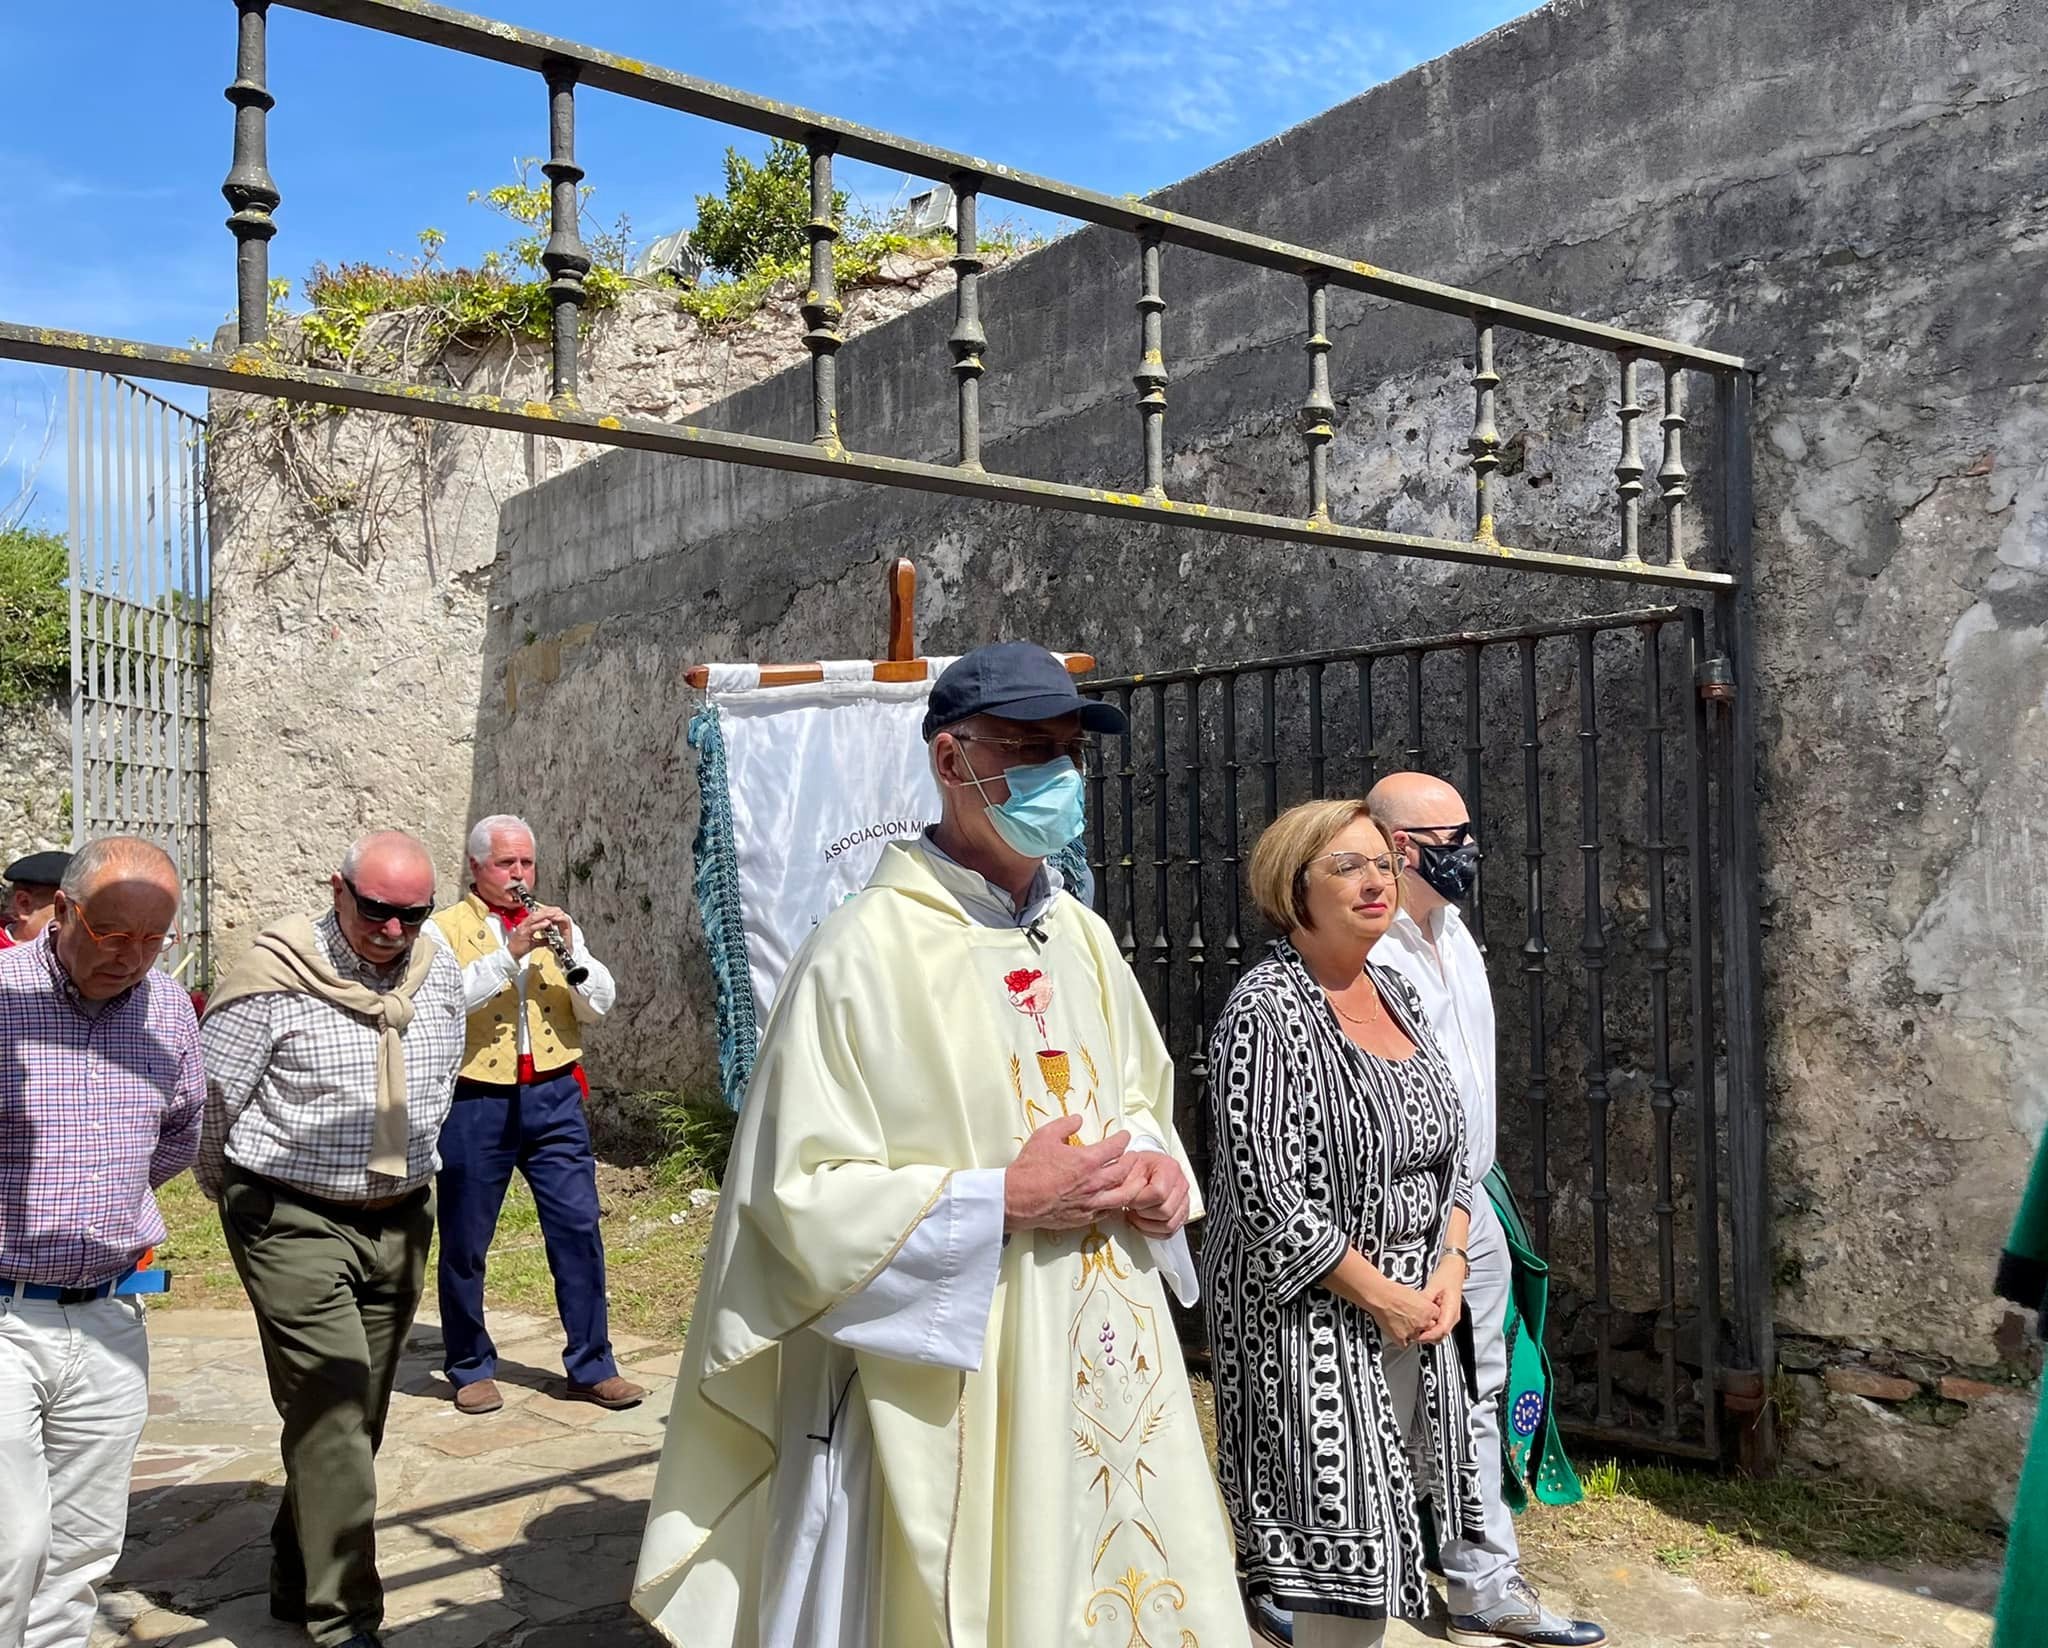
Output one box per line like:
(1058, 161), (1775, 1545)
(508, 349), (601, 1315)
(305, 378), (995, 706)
(0, 526), (68, 707)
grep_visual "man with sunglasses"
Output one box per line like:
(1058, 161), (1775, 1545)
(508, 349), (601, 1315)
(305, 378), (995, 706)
(0, 836), (201, 1648)
(197, 830), (466, 1648)
(1364, 772), (1603, 1648)
(634, 642), (1247, 1648)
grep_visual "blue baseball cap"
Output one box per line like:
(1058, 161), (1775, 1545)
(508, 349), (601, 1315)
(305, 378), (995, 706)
(922, 642), (1127, 741)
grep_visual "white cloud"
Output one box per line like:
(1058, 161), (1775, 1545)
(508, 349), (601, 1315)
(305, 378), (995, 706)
(738, 0), (1409, 147)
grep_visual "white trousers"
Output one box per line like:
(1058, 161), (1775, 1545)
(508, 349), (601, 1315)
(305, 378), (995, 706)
(0, 1294), (150, 1648)
(1427, 1196), (1520, 1615)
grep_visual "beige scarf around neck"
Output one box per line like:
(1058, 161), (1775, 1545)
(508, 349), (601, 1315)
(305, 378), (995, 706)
(205, 913), (439, 1179)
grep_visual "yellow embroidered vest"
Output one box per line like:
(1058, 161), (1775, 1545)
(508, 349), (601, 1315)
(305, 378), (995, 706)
(433, 892), (583, 1082)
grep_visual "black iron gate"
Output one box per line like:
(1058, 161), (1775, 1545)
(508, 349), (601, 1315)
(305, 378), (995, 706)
(1084, 604), (1766, 1464)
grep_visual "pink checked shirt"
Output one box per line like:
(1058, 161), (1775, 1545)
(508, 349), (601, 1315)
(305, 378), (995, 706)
(0, 932), (205, 1288)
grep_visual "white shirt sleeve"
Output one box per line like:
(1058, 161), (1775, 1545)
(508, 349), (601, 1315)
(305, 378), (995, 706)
(422, 917), (519, 1013)
(1125, 1133), (1200, 1308)
(812, 1167), (1006, 1372)
(563, 922), (617, 1021)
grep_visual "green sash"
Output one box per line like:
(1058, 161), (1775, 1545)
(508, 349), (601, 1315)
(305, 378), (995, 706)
(1486, 1163), (1583, 1511)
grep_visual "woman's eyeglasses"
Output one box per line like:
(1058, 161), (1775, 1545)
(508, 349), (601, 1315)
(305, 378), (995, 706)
(1309, 851), (1397, 883)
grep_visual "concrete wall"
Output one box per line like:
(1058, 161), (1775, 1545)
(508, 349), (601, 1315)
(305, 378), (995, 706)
(481, 0), (2047, 1511)
(0, 687), (69, 860)
(205, 260), (960, 965)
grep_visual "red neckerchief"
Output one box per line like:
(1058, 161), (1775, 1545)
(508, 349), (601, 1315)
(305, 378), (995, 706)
(477, 890), (588, 1101)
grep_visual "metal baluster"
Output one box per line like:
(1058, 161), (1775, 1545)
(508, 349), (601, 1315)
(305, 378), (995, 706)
(1221, 670), (1244, 983)
(121, 383), (138, 828)
(222, 0), (279, 347)
(1684, 607), (1722, 1454)
(1357, 657), (1378, 792)
(1404, 649), (1425, 771)
(1518, 637), (1551, 1255)
(802, 140), (843, 449)
(1185, 678), (1209, 1131)
(1462, 643), (1486, 953)
(65, 373), (83, 853)
(1616, 353), (1644, 562)
(1660, 364), (1690, 569)
(1470, 320), (1501, 543)
(1301, 276), (1335, 520)
(541, 64), (591, 407)
(1117, 686), (1137, 967)
(1150, 683), (1173, 1043)
(1643, 623), (1680, 1438)
(948, 177), (986, 469)
(1134, 232), (1168, 498)
(1579, 626), (1615, 1427)
(1086, 689), (1109, 916)
(1259, 669), (1280, 823)
(1306, 663), (1327, 798)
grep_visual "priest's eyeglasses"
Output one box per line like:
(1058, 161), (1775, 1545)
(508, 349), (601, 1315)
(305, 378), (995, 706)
(950, 733), (1100, 774)
(1309, 851), (1398, 883)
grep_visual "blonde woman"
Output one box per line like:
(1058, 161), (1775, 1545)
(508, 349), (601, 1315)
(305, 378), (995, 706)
(1200, 799), (1485, 1647)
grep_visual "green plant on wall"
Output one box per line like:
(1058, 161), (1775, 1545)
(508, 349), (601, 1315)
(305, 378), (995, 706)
(0, 526), (69, 707)
(690, 138), (843, 277)
(296, 162), (633, 371)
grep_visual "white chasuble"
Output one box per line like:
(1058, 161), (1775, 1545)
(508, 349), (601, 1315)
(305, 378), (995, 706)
(633, 841), (1249, 1648)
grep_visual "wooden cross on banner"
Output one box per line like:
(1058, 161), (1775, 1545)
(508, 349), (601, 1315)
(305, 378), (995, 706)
(682, 558), (1096, 687)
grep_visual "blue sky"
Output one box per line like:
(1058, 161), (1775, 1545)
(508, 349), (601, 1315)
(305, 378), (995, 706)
(0, 0), (1528, 531)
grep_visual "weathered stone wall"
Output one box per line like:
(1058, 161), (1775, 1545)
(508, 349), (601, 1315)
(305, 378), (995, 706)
(0, 687), (70, 859)
(476, 0), (2047, 1513)
(205, 258), (959, 964)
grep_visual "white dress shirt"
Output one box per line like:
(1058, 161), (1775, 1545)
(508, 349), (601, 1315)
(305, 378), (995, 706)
(422, 900), (616, 1052)
(1372, 900), (1497, 1187)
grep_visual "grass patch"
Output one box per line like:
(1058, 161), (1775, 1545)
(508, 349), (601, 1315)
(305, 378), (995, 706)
(149, 1152), (718, 1344)
(1515, 1456), (2003, 1608)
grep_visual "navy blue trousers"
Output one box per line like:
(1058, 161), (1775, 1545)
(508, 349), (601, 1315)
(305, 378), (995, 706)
(434, 1070), (618, 1388)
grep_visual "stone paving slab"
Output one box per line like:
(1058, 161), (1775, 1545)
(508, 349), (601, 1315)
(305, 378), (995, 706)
(96, 1305), (1997, 1648)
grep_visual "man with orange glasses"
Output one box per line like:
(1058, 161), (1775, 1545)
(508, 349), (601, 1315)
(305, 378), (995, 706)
(0, 836), (203, 1648)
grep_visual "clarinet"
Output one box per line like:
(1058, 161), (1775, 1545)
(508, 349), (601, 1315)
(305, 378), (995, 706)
(507, 879), (589, 985)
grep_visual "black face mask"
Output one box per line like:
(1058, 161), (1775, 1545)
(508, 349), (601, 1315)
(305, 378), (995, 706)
(1414, 840), (1480, 902)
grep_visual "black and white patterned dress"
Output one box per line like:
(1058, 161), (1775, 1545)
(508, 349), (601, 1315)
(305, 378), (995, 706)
(1199, 940), (1488, 1622)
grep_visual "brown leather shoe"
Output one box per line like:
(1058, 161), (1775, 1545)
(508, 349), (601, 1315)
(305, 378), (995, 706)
(563, 1375), (645, 1410)
(453, 1378), (504, 1415)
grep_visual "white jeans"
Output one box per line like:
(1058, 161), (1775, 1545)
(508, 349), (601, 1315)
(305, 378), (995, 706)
(1424, 1196), (1521, 1615)
(0, 1294), (150, 1648)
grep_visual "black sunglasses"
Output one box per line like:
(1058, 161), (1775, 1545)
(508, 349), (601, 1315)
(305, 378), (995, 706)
(342, 877), (434, 927)
(1402, 821), (1473, 847)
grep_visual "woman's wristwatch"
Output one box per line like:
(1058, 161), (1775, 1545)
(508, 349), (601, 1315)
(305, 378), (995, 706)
(1447, 1244), (1472, 1269)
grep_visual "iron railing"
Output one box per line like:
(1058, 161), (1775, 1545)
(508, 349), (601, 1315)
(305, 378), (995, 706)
(66, 372), (213, 985)
(1086, 606), (1751, 1460)
(0, 0), (1747, 592)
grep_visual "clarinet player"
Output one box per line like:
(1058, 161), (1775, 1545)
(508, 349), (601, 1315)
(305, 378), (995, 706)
(423, 814), (645, 1415)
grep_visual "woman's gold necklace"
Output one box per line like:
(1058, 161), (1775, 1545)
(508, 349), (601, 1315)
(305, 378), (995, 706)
(1325, 985), (1381, 1026)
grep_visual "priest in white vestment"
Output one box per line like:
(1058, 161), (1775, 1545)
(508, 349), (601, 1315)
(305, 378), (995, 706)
(634, 642), (1251, 1648)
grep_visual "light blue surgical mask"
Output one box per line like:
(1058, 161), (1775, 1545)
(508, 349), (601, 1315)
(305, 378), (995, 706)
(965, 756), (1087, 859)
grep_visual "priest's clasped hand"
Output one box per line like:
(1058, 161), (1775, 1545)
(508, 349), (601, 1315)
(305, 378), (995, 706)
(1112, 1150), (1192, 1239)
(1004, 1115), (1133, 1232)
